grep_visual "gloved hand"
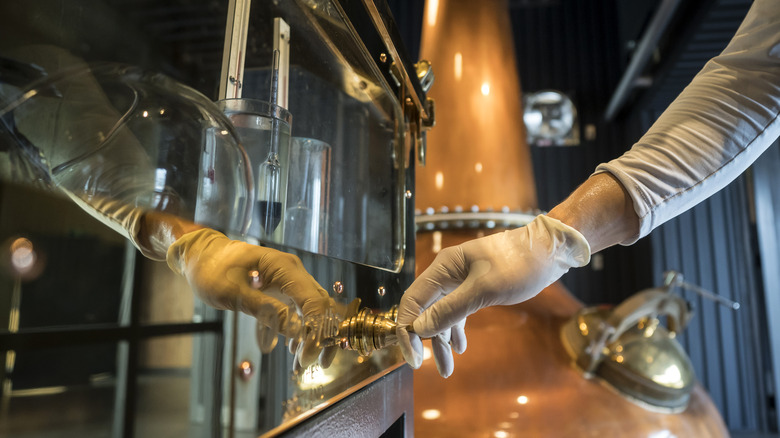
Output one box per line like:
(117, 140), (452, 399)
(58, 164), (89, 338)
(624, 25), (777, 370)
(167, 228), (338, 369)
(397, 215), (591, 377)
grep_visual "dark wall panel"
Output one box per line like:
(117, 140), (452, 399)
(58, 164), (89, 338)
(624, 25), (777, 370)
(509, 0), (653, 305)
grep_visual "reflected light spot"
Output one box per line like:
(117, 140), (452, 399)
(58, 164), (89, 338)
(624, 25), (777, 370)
(494, 431), (509, 438)
(427, 0), (439, 27)
(421, 409), (441, 420)
(299, 364), (335, 390)
(159, 108), (165, 115)
(615, 355), (624, 364)
(454, 52), (462, 81)
(481, 82), (490, 96)
(509, 412), (519, 419)
(499, 422), (512, 429)
(432, 231), (442, 253)
(517, 395), (528, 405)
(10, 238), (35, 271)
(423, 345), (432, 361)
(220, 129), (229, 135)
(475, 162), (483, 173)
(654, 365), (684, 388)
(435, 171), (444, 190)
(142, 110), (149, 118)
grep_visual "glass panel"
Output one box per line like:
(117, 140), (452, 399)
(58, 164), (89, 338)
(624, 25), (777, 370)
(0, 342), (118, 437)
(238, 0), (405, 271)
(135, 333), (220, 438)
(0, 181), (129, 331)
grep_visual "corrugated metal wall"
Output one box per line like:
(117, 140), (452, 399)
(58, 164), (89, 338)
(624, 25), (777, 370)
(509, 0), (654, 306)
(636, 0), (773, 432)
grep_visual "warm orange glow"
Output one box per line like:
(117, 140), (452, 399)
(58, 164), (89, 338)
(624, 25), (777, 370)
(10, 237), (34, 271)
(426, 0), (439, 27)
(454, 52), (463, 80)
(422, 409), (441, 420)
(416, 0), (538, 214)
(435, 171), (444, 190)
(517, 395), (529, 405)
(475, 162), (483, 173)
(423, 345), (432, 361)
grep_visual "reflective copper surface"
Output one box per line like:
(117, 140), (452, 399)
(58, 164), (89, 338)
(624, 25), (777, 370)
(416, 0), (537, 213)
(412, 279), (729, 437)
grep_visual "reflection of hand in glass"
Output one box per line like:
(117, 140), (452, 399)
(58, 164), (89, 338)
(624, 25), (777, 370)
(157, 218), (338, 369)
(1, 47), (338, 368)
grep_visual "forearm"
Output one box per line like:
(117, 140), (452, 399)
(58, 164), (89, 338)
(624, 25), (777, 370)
(548, 172), (639, 253)
(596, 0), (780, 242)
(136, 211), (204, 260)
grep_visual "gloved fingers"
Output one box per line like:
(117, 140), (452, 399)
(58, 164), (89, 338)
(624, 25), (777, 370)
(397, 247), (467, 326)
(297, 325), (322, 369)
(256, 250), (330, 304)
(397, 325), (425, 369)
(412, 279), (482, 338)
(293, 341), (304, 374)
(289, 334), (300, 356)
(255, 319), (279, 354)
(431, 331), (455, 378)
(318, 344), (338, 369)
(450, 318), (468, 354)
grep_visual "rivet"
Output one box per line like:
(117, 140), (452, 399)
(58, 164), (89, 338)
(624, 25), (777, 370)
(380, 53), (388, 63)
(248, 270), (262, 289)
(333, 281), (344, 294)
(237, 360), (254, 381)
(377, 286), (386, 297)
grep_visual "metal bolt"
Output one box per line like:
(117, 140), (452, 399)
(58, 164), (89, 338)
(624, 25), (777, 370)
(380, 53), (387, 63)
(237, 360), (254, 381)
(333, 281), (344, 294)
(377, 286), (386, 297)
(405, 190), (413, 199)
(248, 270), (262, 289)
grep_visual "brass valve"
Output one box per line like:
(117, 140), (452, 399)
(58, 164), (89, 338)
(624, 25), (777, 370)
(319, 299), (400, 356)
(336, 307), (399, 356)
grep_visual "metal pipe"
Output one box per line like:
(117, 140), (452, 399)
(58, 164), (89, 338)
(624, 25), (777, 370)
(604, 0), (681, 121)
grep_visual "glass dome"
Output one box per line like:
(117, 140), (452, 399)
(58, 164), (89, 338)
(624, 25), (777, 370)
(0, 61), (253, 236)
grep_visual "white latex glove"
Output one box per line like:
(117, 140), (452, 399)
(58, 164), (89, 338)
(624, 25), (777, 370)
(397, 215), (591, 377)
(167, 228), (338, 369)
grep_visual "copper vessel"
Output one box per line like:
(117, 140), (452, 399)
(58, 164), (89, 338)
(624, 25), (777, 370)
(412, 0), (729, 436)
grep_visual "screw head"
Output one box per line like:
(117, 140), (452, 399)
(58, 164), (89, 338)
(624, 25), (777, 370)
(237, 360), (254, 381)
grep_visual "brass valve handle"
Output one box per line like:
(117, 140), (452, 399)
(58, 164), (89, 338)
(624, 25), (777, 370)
(318, 299), (401, 356)
(337, 307), (399, 356)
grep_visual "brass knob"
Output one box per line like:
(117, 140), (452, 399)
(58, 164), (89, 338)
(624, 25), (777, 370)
(337, 308), (399, 356)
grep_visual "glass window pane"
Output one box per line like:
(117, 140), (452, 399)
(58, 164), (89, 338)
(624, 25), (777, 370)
(0, 342), (118, 437)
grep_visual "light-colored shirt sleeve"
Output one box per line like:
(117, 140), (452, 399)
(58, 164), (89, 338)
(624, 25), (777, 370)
(596, 0), (780, 244)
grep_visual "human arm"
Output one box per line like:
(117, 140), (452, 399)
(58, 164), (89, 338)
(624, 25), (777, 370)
(1, 47), (337, 367)
(398, 0), (780, 377)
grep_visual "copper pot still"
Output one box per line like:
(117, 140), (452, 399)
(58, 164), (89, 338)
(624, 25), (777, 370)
(411, 0), (730, 436)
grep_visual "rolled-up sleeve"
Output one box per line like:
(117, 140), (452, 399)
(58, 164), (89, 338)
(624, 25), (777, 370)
(596, 0), (780, 244)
